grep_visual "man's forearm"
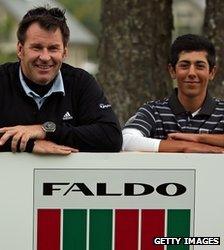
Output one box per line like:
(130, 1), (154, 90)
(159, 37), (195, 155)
(47, 123), (122, 152)
(168, 133), (224, 147)
(0, 138), (35, 152)
(197, 134), (224, 147)
(159, 139), (224, 153)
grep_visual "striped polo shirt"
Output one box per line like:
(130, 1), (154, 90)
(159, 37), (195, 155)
(124, 89), (224, 139)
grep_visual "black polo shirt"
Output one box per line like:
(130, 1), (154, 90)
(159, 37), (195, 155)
(0, 62), (122, 152)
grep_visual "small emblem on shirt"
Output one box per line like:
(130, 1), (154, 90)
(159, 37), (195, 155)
(99, 103), (111, 109)
(63, 111), (73, 120)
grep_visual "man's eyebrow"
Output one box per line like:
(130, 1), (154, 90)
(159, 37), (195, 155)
(30, 43), (61, 48)
(195, 60), (207, 64)
(177, 60), (207, 64)
(177, 60), (190, 63)
(30, 42), (42, 46)
(48, 44), (61, 48)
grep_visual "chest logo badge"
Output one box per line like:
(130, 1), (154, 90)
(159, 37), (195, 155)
(63, 111), (73, 120)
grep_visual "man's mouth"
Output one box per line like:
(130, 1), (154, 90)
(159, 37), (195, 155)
(36, 65), (53, 70)
(184, 81), (200, 84)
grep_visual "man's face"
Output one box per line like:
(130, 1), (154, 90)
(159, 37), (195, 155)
(169, 51), (216, 101)
(17, 22), (67, 85)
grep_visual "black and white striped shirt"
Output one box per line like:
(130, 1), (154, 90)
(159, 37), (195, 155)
(124, 89), (224, 139)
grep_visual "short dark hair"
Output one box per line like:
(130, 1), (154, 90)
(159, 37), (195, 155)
(17, 6), (70, 46)
(169, 34), (216, 69)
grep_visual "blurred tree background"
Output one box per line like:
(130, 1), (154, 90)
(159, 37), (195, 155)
(58, 0), (101, 61)
(0, 13), (16, 62)
(59, 0), (101, 37)
(203, 0), (224, 98)
(97, 0), (173, 124)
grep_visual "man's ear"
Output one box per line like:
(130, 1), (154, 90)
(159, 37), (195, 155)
(17, 42), (23, 59)
(63, 46), (68, 60)
(209, 65), (217, 80)
(168, 64), (176, 79)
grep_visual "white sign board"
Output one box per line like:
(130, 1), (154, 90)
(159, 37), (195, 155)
(0, 152), (223, 250)
(34, 169), (195, 250)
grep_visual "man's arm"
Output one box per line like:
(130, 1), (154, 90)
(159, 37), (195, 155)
(33, 140), (78, 155)
(45, 73), (122, 152)
(0, 121), (122, 153)
(168, 133), (224, 147)
(0, 126), (78, 154)
(122, 128), (224, 153)
(0, 125), (45, 152)
(159, 139), (224, 153)
(0, 72), (122, 153)
(122, 128), (161, 152)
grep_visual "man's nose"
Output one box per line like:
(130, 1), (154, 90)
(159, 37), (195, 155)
(39, 49), (51, 61)
(188, 65), (196, 76)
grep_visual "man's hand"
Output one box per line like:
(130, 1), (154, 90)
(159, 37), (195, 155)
(0, 125), (46, 152)
(33, 140), (79, 155)
(168, 133), (199, 142)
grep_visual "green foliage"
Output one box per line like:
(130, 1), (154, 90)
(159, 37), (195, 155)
(58, 0), (101, 61)
(0, 16), (14, 41)
(0, 51), (17, 64)
(58, 0), (101, 37)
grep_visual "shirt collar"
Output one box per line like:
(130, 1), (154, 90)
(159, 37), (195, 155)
(19, 67), (65, 98)
(168, 88), (216, 116)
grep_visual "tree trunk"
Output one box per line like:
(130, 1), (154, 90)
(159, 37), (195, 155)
(97, 0), (173, 125)
(203, 0), (224, 98)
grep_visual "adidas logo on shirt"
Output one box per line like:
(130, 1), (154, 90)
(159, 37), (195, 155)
(63, 111), (73, 120)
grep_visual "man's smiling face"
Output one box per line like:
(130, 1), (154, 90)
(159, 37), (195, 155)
(169, 50), (216, 101)
(17, 22), (67, 85)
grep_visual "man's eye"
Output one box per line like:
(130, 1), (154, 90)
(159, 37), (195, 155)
(49, 47), (59, 52)
(32, 47), (41, 51)
(196, 64), (206, 69)
(178, 64), (189, 68)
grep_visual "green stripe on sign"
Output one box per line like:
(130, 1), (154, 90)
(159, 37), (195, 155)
(89, 209), (113, 250)
(63, 209), (87, 250)
(167, 209), (190, 250)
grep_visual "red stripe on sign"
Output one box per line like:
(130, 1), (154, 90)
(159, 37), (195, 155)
(115, 209), (139, 250)
(141, 209), (165, 250)
(37, 209), (61, 250)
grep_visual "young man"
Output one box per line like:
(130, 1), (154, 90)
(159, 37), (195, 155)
(123, 34), (224, 153)
(0, 7), (122, 154)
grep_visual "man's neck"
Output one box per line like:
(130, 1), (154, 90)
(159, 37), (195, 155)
(22, 72), (54, 97)
(178, 93), (206, 113)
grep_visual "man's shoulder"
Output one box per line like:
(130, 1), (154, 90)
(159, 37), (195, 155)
(213, 97), (224, 104)
(0, 62), (19, 76)
(61, 63), (92, 79)
(61, 63), (98, 92)
(143, 97), (170, 109)
(213, 97), (224, 110)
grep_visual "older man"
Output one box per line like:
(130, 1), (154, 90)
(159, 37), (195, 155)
(0, 6), (122, 154)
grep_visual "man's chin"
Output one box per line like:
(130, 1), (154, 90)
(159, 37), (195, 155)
(185, 91), (201, 98)
(35, 77), (54, 85)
